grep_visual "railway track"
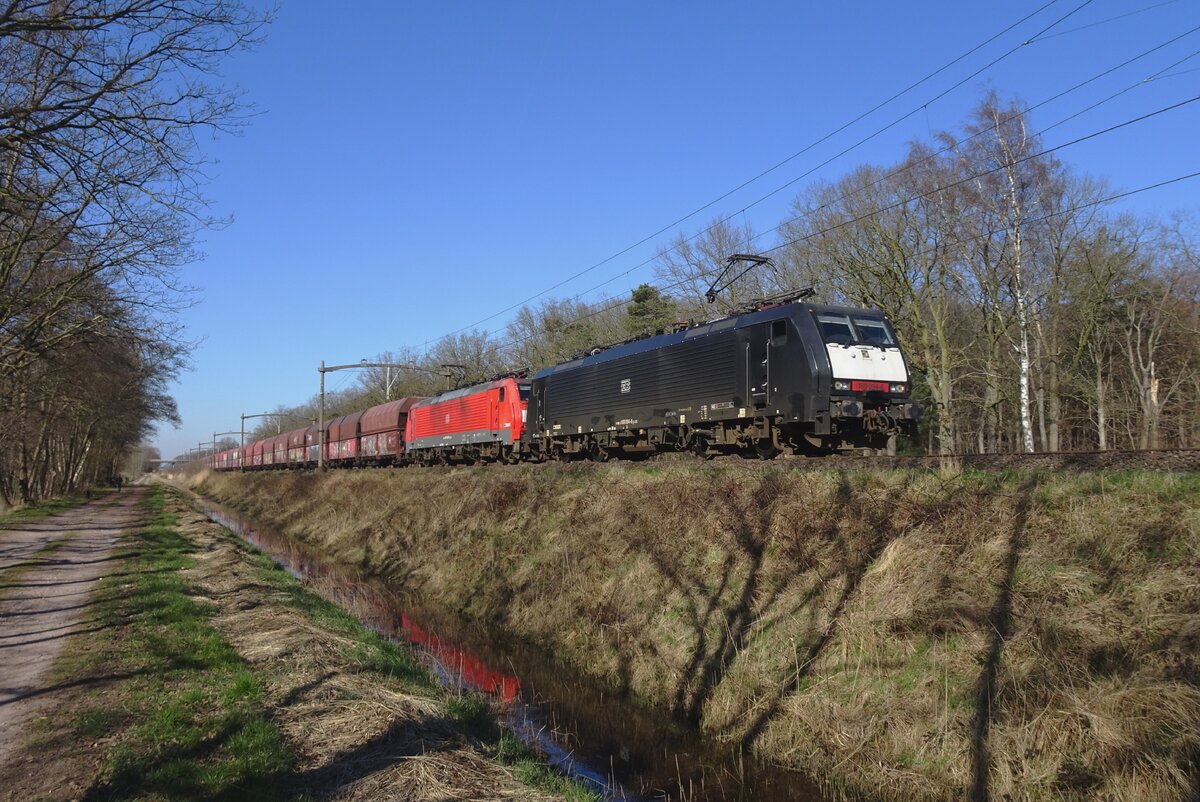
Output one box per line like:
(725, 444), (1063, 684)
(202, 447), (1200, 476)
(647, 447), (1200, 472)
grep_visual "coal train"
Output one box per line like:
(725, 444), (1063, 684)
(212, 293), (922, 471)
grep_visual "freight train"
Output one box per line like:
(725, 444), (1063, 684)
(212, 293), (922, 471)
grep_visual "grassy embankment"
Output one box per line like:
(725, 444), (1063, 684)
(11, 484), (594, 801)
(194, 462), (1200, 802)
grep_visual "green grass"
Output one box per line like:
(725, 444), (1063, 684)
(0, 493), (89, 524)
(25, 481), (605, 801)
(74, 485), (293, 801)
(495, 732), (601, 801)
(441, 693), (600, 800)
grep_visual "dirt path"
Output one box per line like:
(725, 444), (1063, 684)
(0, 488), (145, 768)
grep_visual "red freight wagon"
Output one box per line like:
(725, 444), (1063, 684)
(286, 427), (307, 466)
(327, 410), (363, 465)
(359, 397), (424, 465)
(405, 377), (529, 463)
(250, 439), (265, 468)
(266, 434), (284, 465)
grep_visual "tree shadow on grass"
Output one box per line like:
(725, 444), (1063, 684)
(968, 475), (1037, 802)
(286, 713), (458, 800)
(0, 566), (173, 590)
(0, 669), (149, 707)
(621, 470), (917, 740)
(79, 705), (295, 802)
(279, 670), (339, 707)
(0, 620), (127, 651)
(0, 592), (127, 618)
(735, 473), (905, 752)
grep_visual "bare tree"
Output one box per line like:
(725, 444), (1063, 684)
(779, 153), (969, 454)
(0, 0), (267, 502)
(0, 0), (268, 377)
(504, 296), (626, 372)
(654, 216), (763, 316)
(428, 330), (506, 387)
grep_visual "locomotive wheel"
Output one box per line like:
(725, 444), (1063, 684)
(755, 439), (780, 460)
(587, 443), (610, 462)
(689, 436), (713, 460)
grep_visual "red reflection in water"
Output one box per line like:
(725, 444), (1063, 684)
(228, 515), (521, 705)
(400, 613), (521, 703)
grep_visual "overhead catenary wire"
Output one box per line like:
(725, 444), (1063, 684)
(440, 0), (1095, 340)
(737, 45), (1200, 258)
(485, 168), (1200, 366)
(538, 26), (1200, 320)
(1036, 0), (1180, 40)
(471, 69), (1200, 362)
(468, 91), (1200, 361)
(762, 94), (1200, 257)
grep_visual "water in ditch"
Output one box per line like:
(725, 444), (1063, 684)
(194, 496), (845, 802)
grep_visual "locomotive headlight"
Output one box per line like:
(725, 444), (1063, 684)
(889, 383), (908, 394)
(833, 380), (850, 391)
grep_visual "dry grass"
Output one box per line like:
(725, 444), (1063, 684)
(193, 464), (1200, 802)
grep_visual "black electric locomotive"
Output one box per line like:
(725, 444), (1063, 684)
(526, 292), (922, 459)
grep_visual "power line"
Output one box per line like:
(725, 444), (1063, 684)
(488, 167), (1200, 365)
(715, 28), (1200, 248)
(764, 94), (1200, 256)
(475, 94), (1199, 362)
(749, 44), (1200, 255)
(481, 33), (1200, 349)
(1036, 0), (1181, 40)
(441, 0), (1089, 339)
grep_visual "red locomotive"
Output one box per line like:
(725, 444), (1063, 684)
(405, 376), (529, 465)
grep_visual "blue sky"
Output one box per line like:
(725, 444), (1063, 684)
(157, 0), (1200, 460)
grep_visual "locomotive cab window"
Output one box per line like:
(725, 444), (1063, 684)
(852, 317), (896, 347)
(519, 384), (531, 401)
(499, 388), (505, 401)
(770, 319), (788, 345)
(815, 313), (855, 344)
